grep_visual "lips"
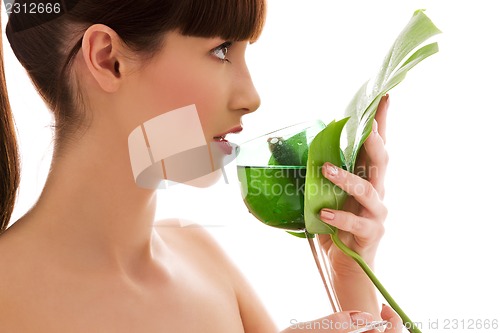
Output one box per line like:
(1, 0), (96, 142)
(213, 126), (242, 155)
(213, 126), (243, 142)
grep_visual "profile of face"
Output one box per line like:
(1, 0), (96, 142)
(0, 0), (266, 231)
(81, 30), (261, 188)
(129, 32), (261, 144)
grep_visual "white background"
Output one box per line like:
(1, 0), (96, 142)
(4, 1), (500, 332)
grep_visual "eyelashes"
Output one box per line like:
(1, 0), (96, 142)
(211, 41), (233, 63)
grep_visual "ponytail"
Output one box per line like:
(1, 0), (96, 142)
(0, 13), (21, 233)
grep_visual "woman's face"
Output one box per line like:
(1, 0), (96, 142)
(124, 30), (261, 147)
(112, 30), (261, 186)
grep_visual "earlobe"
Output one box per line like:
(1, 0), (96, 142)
(81, 24), (123, 93)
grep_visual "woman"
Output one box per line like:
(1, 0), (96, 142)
(0, 0), (401, 332)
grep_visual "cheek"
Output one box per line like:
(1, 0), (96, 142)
(133, 71), (195, 118)
(140, 64), (228, 136)
(123, 51), (231, 146)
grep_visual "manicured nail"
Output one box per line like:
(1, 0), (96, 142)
(325, 163), (338, 177)
(372, 119), (378, 133)
(320, 209), (335, 221)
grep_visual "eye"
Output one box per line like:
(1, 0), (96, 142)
(211, 41), (233, 63)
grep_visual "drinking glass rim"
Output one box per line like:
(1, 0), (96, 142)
(239, 119), (325, 146)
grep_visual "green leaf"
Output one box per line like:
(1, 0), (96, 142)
(344, 9), (441, 172)
(304, 118), (349, 234)
(305, 9), (440, 234)
(301, 10), (439, 332)
(286, 231), (314, 239)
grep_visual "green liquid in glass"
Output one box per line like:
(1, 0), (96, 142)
(237, 165), (307, 231)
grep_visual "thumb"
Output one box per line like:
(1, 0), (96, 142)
(381, 304), (403, 332)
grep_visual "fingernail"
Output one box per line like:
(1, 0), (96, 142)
(372, 119), (378, 133)
(324, 163), (338, 177)
(350, 311), (373, 325)
(320, 209), (335, 221)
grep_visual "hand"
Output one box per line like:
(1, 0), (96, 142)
(318, 94), (390, 273)
(281, 305), (402, 332)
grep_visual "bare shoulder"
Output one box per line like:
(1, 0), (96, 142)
(0, 226), (28, 281)
(154, 218), (220, 249)
(154, 218), (278, 333)
(0, 225), (34, 317)
(154, 218), (232, 270)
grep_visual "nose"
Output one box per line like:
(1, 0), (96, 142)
(228, 63), (261, 114)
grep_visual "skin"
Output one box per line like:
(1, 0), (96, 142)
(0, 23), (401, 332)
(319, 95), (391, 315)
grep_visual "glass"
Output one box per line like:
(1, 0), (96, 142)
(236, 120), (342, 313)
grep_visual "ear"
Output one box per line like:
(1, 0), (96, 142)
(81, 24), (125, 93)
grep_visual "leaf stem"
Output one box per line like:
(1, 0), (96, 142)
(329, 229), (422, 333)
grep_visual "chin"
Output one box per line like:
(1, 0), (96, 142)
(182, 169), (223, 188)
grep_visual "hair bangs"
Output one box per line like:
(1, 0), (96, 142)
(178, 0), (266, 43)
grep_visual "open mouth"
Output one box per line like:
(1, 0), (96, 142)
(212, 137), (234, 156)
(213, 135), (228, 142)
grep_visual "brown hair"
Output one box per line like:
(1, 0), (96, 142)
(0, 13), (20, 233)
(1, 0), (266, 233)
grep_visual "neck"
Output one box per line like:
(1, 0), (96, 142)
(21, 122), (159, 273)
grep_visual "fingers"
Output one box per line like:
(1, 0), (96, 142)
(351, 94), (389, 197)
(325, 311), (374, 332)
(375, 94), (389, 143)
(362, 119), (389, 197)
(381, 304), (403, 333)
(353, 146), (368, 179)
(322, 163), (387, 219)
(320, 208), (385, 242)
